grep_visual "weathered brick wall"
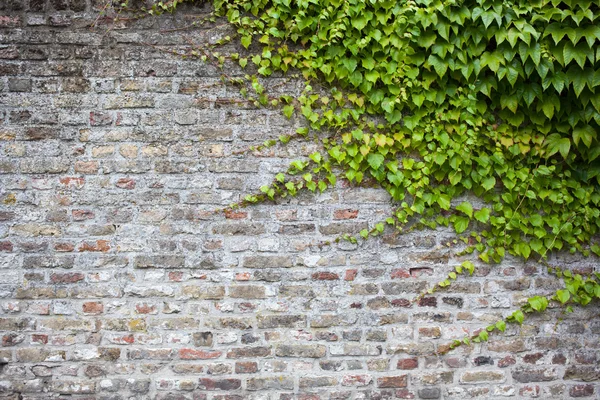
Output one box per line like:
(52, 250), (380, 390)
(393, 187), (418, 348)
(0, 1), (599, 399)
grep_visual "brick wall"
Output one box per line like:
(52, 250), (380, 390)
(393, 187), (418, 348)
(0, 1), (599, 399)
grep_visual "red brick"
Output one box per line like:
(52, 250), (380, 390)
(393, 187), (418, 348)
(224, 210), (247, 219)
(312, 272), (339, 281)
(377, 375), (407, 388)
(116, 178), (135, 189)
(31, 334), (48, 345)
(334, 209), (358, 219)
(235, 272), (251, 281)
(74, 161), (99, 174)
(59, 177), (85, 188)
(78, 240), (110, 252)
(179, 349), (222, 360)
(344, 269), (358, 281)
(391, 268), (410, 279)
(235, 361), (258, 373)
(168, 271), (183, 282)
(135, 303), (156, 314)
(82, 302), (103, 315)
(72, 210), (94, 220)
(50, 272), (84, 284)
(397, 358), (418, 370)
(54, 242), (75, 252)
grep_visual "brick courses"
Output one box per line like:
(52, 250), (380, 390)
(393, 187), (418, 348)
(0, 0), (599, 399)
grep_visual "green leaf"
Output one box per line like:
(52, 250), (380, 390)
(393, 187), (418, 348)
(556, 289), (570, 304)
(528, 296), (548, 312)
(481, 51), (502, 72)
(241, 35), (252, 49)
(456, 201), (473, 218)
(513, 310), (524, 324)
(428, 54), (448, 77)
(495, 320), (506, 332)
(454, 216), (470, 234)
(282, 105), (294, 119)
(437, 194), (451, 210)
(481, 176), (496, 191)
(474, 208), (491, 223)
(367, 153), (385, 170)
(573, 126), (594, 148)
(351, 14), (369, 31)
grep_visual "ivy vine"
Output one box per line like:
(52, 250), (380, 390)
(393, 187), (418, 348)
(116, 0), (600, 349)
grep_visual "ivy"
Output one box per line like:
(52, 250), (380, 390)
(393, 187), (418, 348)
(118, 0), (600, 351)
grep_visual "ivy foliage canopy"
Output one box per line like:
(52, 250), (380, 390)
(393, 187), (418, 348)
(129, 0), (600, 349)
(209, 0), (600, 264)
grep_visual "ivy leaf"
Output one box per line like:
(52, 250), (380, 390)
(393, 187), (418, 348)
(556, 289), (570, 304)
(513, 310), (525, 324)
(428, 54), (448, 77)
(481, 176), (496, 191)
(456, 201), (473, 218)
(573, 126), (594, 148)
(436, 194), (451, 210)
(351, 14), (369, 31)
(282, 105), (294, 119)
(241, 35), (252, 49)
(478, 330), (489, 341)
(528, 296), (548, 312)
(481, 51), (502, 72)
(474, 208), (490, 223)
(454, 216), (470, 234)
(367, 153), (385, 170)
(545, 134), (571, 159)
(495, 320), (506, 332)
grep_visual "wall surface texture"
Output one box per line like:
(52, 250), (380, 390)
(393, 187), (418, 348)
(0, 1), (599, 399)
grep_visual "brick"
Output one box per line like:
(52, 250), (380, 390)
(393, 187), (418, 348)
(134, 255), (186, 269)
(229, 285), (266, 299)
(377, 375), (407, 388)
(299, 377), (338, 388)
(460, 371), (506, 383)
(257, 315), (306, 329)
(198, 378), (241, 391)
(193, 332), (213, 347)
(179, 348), (222, 360)
(569, 384), (594, 397)
(397, 358), (418, 370)
(312, 271), (340, 280)
(235, 361), (258, 373)
(226, 347), (271, 358)
(275, 345), (326, 358)
(50, 272), (84, 283)
(82, 302), (103, 314)
(334, 209), (359, 219)
(247, 376), (294, 390)
(74, 161), (99, 174)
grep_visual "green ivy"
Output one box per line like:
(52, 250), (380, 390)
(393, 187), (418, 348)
(121, 0), (600, 349)
(208, 0), (600, 265)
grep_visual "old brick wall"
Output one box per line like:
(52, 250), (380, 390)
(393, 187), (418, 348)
(0, 1), (599, 399)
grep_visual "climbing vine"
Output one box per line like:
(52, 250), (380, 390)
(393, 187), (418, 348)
(115, 0), (600, 349)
